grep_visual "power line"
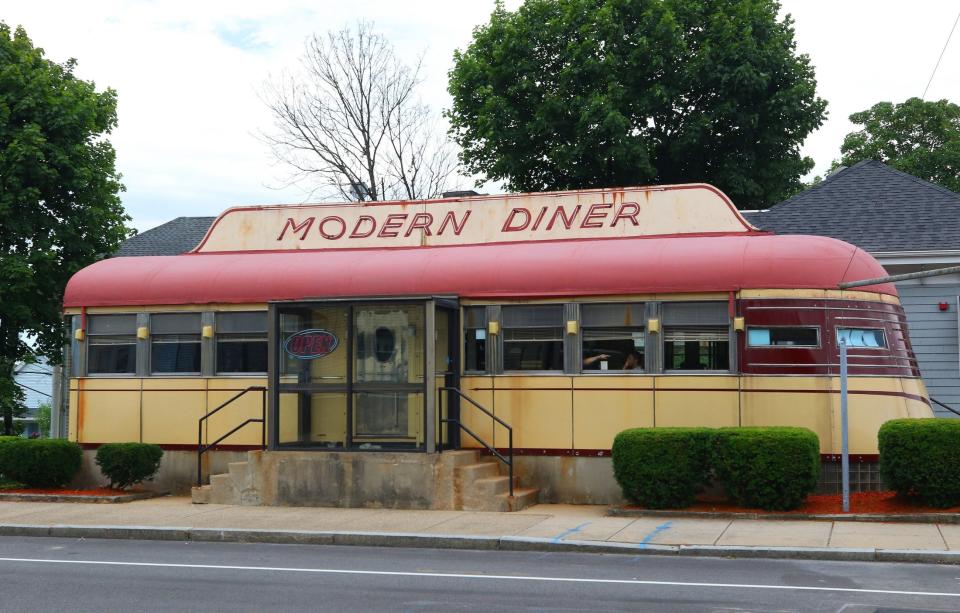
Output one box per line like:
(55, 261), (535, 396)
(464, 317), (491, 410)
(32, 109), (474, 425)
(923, 10), (960, 100)
(13, 382), (52, 399)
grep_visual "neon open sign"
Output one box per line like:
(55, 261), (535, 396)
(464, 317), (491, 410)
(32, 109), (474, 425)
(284, 329), (339, 359)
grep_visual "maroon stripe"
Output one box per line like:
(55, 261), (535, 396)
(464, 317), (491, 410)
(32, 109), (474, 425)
(476, 448), (881, 462)
(78, 443), (261, 452)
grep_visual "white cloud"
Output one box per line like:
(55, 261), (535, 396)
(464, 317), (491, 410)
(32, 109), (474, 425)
(2, 0), (958, 231)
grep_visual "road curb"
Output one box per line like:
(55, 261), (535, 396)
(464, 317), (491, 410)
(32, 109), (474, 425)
(2, 523), (959, 564)
(608, 507), (960, 524)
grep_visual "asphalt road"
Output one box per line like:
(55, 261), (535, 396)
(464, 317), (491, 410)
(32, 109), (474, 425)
(2, 537), (960, 612)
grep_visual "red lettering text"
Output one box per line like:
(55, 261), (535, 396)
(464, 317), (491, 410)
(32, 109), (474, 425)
(611, 202), (640, 227)
(350, 215), (376, 238)
(437, 210), (471, 235)
(501, 208), (531, 232)
(318, 216), (346, 240)
(378, 213), (408, 238)
(545, 205), (581, 231)
(405, 213), (434, 237)
(277, 217), (315, 241)
(581, 203), (611, 229)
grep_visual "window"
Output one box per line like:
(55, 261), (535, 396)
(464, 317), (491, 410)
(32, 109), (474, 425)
(748, 327), (819, 347)
(837, 328), (886, 348)
(216, 312), (267, 374)
(151, 313), (201, 374)
(463, 306), (487, 372)
(662, 302), (730, 371)
(581, 303), (645, 372)
(502, 305), (564, 371)
(87, 314), (137, 375)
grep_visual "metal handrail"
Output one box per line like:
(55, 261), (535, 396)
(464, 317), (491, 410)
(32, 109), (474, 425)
(196, 386), (267, 487)
(930, 396), (960, 418)
(438, 386), (513, 497)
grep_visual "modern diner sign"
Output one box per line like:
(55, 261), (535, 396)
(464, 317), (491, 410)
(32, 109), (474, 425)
(193, 184), (755, 253)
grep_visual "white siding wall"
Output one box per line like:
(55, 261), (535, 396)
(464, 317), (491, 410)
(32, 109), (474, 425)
(897, 282), (960, 417)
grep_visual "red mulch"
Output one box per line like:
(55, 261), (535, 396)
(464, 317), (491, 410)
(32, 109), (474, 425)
(660, 491), (960, 515)
(2, 487), (144, 496)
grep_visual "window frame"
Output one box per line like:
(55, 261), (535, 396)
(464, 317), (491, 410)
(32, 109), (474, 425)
(150, 313), (203, 376)
(462, 305), (489, 374)
(746, 325), (821, 349)
(499, 304), (566, 374)
(660, 301), (732, 374)
(836, 326), (888, 350)
(85, 314), (138, 377)
(579, 302), (646, 374)
(214, 311), (268, 376)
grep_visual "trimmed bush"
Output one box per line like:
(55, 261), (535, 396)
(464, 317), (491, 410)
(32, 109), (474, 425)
(95, 443), (164, 489)
(879, 418), (960, 508)
(0, 439), (82, 487)
(712, 427), (819, 511)
(612, 427), (714, 508)
(0, 436), (21, 444)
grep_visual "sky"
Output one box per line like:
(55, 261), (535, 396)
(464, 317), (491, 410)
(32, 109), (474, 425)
(3, 0), (959, 231)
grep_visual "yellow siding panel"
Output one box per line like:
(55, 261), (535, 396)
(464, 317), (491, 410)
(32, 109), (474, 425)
(493, 376), (572, 449)
(141, 390), (207, 445)
(78, 391), (141, 443)
(655, 376), (739, 428)
(459, 376), (495, 449)
(206, 379), (267, 446)
(573, 376), (654, 449)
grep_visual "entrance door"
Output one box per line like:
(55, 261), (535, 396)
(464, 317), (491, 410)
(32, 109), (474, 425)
(272, 300), (439, 451)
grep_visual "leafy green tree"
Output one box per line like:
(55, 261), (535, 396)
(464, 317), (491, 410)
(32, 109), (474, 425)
(0, 24), (131, 434)
(447, 0), (827, 209)
(35, 402), (51, 438)
(839, 97), (960, 192)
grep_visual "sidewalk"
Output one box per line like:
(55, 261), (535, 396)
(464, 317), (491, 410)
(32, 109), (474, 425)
(1, 497), (959, 564)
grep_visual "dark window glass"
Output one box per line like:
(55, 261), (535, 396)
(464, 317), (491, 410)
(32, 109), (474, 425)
(748, 327), (819, 347)
(88, 337), (136, 374)
(464, 306), (487, 372)
(216, 339), (268, 373)
(581, 304), (645, 372)
(502, 306), (564, 371)
(152, 334), (201, 374)
(86, 315), (137, 375)
(664, 328), (729, 371)
(216, 312), (267, 373)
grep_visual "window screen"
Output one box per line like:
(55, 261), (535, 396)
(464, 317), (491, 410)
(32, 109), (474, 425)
(463, 306), (487, 372)
(662, 303), (729, 371)
(501, 305), (563, 371)
(87, 315), (137, 375)
(581, 304), (644, 371)
(748, 327), (819, 347)
(216, 312), (267, 373)
(151, 313), (201, 374)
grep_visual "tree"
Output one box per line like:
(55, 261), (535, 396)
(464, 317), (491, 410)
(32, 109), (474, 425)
(0, 24), (131, 434)
(262, 21), (460, 202)
(447, 0), (827, 209)
(35, 402), (51, 438)
(839, 98), (960, 192)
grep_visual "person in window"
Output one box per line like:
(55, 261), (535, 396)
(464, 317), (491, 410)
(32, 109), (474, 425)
(583, 350), (642, 371)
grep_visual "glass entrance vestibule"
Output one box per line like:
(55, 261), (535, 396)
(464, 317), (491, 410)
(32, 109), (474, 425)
(268, 299), (459, 452)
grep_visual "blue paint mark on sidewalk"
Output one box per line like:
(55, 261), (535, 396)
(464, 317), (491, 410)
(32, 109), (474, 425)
(551, 522), (591, 543)
(637, 521), (672, 549)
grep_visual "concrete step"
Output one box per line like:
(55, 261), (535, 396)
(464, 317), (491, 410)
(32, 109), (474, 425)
(191, 485), (211, 504)
(472, 475), (517, 496)
(497, 487), (540, 512)
(456, 462), (500, 482)
(440, 449), (482, 468)
(227, 461), (250, 485)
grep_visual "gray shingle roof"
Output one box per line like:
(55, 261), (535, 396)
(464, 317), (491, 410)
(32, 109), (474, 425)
(115, 216), (216, 257)
(744, 160), (960, 253)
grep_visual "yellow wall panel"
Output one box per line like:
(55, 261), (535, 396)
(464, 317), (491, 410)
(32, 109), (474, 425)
(141, 390), (207, 445)
(573, 376), (653, 449)
(493, 377), (572, 449)
(206, 381), (267, 446)
(77, 391), (141, 443)
(655, 376), (739, 428)
(459, 376), (495, 449)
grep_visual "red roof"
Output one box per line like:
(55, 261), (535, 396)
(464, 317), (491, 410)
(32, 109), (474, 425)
(63, 234), (895, 308)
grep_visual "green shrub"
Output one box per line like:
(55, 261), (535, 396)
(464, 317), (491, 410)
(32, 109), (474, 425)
(879, 418), (960, 508)
(612, 427), (714, 508)
(712, 427), (819, 511)
(95, 443), (164, 489)
(0, 436), (21, 444)
(0, 439), (82, 487)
